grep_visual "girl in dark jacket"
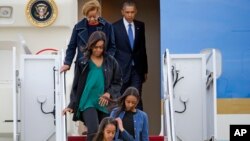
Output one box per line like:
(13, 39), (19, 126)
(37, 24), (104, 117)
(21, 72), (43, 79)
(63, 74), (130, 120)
(63, 31), (122, 141)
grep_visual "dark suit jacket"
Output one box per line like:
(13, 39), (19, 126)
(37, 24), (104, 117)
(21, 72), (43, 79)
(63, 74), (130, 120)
(113, 19), (148, 83)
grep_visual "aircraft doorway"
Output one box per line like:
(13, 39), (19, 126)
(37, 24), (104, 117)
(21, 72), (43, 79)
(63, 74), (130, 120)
(78, 0), (161, 135)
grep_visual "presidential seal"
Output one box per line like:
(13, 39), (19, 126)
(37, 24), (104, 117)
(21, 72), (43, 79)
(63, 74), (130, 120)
(25, 0), (58, 27)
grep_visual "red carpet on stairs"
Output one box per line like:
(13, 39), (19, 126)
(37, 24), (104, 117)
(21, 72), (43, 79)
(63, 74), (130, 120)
(68, 135), (164, 141)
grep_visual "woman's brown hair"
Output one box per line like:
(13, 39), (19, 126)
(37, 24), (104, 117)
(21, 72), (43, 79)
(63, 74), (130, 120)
(83, 31), (107, 58)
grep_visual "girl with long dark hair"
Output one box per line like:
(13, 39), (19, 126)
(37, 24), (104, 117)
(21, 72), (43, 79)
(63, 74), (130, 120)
(93, 117), (117, 141)
(110, 87), (149, 141)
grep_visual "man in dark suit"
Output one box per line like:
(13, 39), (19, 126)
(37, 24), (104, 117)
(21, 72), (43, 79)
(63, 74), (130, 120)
(113, 0), (148, 110)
